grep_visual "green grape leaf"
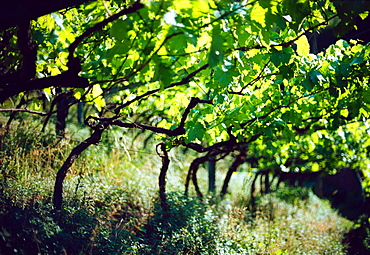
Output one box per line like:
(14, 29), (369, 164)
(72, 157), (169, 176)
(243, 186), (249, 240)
(309, 70), (325, 84)
(209, 24), (224, 67)
(111, 19), (128, 41)
(295, 35), (310, 56)
(187, 122), (205, 142)
(155, 63), (173, 90)
(250, 2), (267, 27)
(271, 48), (291, 67)
(302, 76), (315, 91)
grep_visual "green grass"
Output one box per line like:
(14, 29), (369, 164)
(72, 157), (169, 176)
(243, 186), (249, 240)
(0, 124), (360, 254)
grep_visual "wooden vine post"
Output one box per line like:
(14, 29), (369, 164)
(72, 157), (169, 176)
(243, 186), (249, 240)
(208, 156), (216, 193)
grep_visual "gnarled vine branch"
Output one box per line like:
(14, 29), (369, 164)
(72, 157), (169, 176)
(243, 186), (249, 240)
(53, 122), (109, 210)
(157, 142), (170, 212)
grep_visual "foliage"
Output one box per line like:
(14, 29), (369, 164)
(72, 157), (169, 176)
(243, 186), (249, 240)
(1, 0), (370, 199)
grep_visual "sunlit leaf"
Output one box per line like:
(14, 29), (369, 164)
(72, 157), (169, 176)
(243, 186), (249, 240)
(94, 97), (106, 112)
(251, 2), (267, 27)
(295, 35), (310, 56)
(192, 0), (212, 18)
(92, 84), (103, 98)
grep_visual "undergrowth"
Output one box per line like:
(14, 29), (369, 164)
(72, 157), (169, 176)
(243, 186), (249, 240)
(0, 125), (361, 254)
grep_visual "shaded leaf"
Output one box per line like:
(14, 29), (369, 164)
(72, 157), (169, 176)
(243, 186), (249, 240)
(302, 77), (315, 91)
(309, 70), (325, 84)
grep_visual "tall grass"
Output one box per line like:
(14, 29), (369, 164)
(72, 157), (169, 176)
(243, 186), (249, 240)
(0, 124), (355, 254)
(220, 191), (353, 254)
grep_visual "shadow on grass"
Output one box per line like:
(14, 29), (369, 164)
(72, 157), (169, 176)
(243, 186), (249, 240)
(0, 192), (227, 255)
(0, 195), (143, 254)
(343, 215), (370, 255)
(137, 193), (222, 254)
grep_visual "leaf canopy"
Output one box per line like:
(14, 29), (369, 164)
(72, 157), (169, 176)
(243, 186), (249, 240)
(1, 0), (370, 178)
